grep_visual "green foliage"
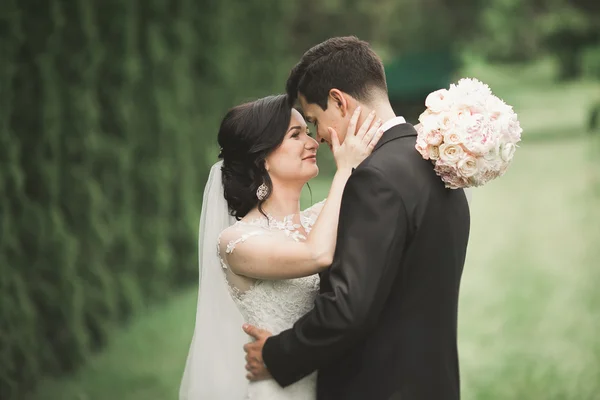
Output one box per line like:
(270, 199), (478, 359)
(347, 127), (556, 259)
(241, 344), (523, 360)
(582, 45), (600, 80)
(470, 0), (600, 80)
(0, 0), (296, 398)
(471, 0), (541, 62)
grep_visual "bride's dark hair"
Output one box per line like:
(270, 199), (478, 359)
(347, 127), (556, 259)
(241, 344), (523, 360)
(217, 94), (293, 220)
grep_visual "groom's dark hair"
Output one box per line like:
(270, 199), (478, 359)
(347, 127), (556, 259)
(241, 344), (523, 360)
(286, 36), (387, 110)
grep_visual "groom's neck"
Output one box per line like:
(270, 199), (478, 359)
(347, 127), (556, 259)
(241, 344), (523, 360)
(358, 88), (397, 125)
(361, 99), (397, 126)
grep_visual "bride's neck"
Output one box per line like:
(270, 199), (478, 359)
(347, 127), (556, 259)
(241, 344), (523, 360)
(260, 181), (302, 218)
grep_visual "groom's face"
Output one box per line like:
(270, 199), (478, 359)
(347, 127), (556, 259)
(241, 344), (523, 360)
(299, 94), (350, 150)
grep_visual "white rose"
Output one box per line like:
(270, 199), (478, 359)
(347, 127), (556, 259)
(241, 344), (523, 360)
(428, 146), (440, 160)
(482, 143), (503, 169)
(443, 130), (462, 145)
(457, 155), (479, 178)
(439, 143), (464, 164)
(500, 142), (516, 162)
(425, 89), (451, 113)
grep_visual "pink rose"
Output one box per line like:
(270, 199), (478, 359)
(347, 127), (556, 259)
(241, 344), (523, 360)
(463, 125), (496, 156)
(415, 137), (430, 159)
(435, 162), (467, 189)
(426, 131), (444, 146)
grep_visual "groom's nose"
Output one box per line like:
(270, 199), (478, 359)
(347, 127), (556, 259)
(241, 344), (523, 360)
(316, 131), (327, 145)
(316, 132), (332, 151)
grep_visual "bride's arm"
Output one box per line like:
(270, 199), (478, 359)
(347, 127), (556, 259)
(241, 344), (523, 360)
(221, 167), (351, 280)
(220, 108), (383, 280)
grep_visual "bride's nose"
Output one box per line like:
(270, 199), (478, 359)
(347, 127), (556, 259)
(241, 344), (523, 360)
(305, 136), (318, 150)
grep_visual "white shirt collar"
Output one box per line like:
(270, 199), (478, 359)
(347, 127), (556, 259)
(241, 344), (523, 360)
(380, 116), (406, 133)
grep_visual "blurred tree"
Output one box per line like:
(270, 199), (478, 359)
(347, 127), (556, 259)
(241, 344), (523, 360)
(470, 0), (600, 80)
(0, 0), (296, 398)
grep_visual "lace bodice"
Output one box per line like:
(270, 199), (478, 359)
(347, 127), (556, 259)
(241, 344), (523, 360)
(217, 200), (324, 334)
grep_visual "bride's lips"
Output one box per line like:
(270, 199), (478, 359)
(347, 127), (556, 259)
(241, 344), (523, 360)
(302, 155), (317, 162)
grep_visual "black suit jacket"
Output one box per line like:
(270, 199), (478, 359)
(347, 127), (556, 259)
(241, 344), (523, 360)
(263, 123), (471, 400)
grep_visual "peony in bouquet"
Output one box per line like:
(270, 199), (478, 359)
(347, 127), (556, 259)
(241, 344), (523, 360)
(415, 78), (522, 189)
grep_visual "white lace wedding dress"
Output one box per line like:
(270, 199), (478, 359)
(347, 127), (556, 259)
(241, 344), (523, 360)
(217, 201), (325, 400)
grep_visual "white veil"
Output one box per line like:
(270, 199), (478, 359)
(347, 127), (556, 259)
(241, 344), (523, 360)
(179, 160), (249, 399)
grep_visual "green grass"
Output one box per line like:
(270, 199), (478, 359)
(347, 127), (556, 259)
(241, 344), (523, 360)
(459, 139), (600, 399)
(27, 62), (600, 400)
(25, 291), (196, 400)
(462, 58), (600, 141)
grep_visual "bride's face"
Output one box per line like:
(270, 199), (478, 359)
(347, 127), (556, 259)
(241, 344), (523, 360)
(265, 109), (319, 184)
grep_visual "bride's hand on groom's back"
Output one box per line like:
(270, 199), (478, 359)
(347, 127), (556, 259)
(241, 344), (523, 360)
(330, 106), (384, 171)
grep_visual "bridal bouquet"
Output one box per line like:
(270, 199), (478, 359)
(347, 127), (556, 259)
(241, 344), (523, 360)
(415, 78), (522, 189)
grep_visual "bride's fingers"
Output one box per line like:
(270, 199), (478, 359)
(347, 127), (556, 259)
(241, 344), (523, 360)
(329, 127), (341, 153)
(355, 110), (376, 140)
(368, 126), (385, 150)
(346, 106), (361, 137)
(362, 119), (382, 145)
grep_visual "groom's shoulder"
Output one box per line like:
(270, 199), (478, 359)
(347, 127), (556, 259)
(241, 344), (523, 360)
(355, 125), (440, 196)
(363, 126), (428, 175)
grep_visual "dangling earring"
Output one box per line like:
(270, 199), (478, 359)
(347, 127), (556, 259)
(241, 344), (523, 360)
(256, 183), (268, 200)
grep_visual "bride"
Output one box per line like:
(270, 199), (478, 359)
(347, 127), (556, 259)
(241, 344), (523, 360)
(179, 94), (383, 399)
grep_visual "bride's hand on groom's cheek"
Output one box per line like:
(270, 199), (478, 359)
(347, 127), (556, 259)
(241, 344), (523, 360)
(329, 107), (384, 170)
(243, 324), (273, 381)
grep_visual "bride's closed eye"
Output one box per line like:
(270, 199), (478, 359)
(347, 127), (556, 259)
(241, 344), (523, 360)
(291, 128), (313, 138)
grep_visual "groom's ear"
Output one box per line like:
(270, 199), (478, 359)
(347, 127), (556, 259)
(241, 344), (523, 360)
(329, 89), (349, 118)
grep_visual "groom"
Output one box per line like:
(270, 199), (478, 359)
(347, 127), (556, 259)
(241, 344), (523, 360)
(243, 36), (470, 400)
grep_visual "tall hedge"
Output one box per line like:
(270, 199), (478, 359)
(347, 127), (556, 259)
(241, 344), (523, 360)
(0, 0), (295, 397)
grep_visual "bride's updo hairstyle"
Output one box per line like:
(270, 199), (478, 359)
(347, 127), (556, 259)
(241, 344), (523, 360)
(217, 94), (292, 220)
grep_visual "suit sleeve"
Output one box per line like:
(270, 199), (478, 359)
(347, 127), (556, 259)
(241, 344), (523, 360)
(262, 166), (409, 387)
